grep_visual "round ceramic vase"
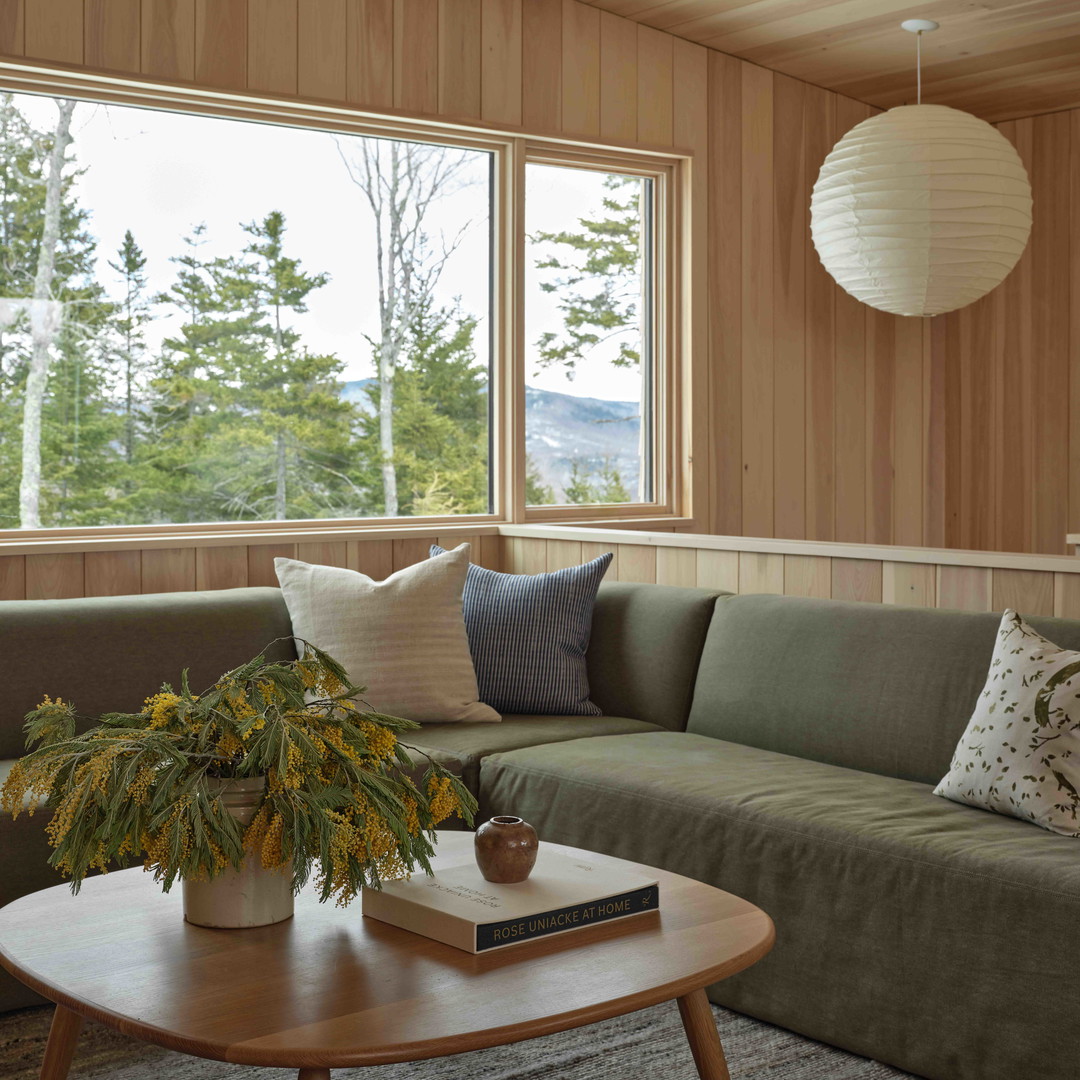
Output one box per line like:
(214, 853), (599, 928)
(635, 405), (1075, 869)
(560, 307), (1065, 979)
(182, 776), (294, 929)
(474, 815), (539, 884)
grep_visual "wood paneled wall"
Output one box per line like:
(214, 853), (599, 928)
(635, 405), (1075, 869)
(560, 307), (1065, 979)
(2, 1), (1078, 560)
(0, 532), (502, 600)
(502, 528), (1080, 620)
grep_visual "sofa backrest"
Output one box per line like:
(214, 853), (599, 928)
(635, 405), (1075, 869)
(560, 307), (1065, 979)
(0, 588), (295, 759)
(587, 581), (725, 731)
(687, 593), (1080, 785)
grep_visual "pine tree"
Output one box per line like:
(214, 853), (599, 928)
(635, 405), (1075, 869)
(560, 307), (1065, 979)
(563, 457), (630, 505)
(107, 230), (151, 470)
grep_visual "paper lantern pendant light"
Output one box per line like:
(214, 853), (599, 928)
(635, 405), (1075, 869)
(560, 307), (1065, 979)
(810, 21), (1032, 317)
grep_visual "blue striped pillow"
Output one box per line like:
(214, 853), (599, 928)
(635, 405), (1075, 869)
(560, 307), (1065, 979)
(430, 546), (613, 715)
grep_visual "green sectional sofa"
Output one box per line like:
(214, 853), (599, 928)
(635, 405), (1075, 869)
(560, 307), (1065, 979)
(1, 581), (1076, 1080)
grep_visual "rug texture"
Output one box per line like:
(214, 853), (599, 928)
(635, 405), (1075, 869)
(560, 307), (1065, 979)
(0, 1001), (913, 1079)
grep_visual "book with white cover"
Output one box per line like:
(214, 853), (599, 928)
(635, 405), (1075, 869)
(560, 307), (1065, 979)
(361, 844), (659, 953)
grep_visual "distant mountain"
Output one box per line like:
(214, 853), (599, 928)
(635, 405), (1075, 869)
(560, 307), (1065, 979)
(341, 379), (640, 501)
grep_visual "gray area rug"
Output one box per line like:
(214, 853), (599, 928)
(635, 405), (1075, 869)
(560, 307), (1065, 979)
(1, 1001), (913, 1079)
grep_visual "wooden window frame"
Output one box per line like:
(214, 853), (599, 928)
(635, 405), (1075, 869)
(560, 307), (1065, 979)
(0, 59), (691, 550)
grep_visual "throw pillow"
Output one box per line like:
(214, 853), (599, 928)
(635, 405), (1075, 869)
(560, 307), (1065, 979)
(275, 545), (499, 724)
(934, 608), (1080, 836)
(430, 545), (612, 715)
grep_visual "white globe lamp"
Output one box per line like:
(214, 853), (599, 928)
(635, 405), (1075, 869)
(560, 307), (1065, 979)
(809, 21), (1032, 317)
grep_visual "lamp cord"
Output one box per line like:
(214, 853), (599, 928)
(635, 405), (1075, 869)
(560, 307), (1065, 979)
(916, 30), (922, 104)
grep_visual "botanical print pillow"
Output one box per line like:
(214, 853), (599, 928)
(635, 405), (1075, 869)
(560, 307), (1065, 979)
(934, 609), (1080, 836)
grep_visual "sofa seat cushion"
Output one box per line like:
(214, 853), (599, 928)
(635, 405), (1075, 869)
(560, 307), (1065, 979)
(480, 731), (1080, 1080)
(405, 715), (663, 795)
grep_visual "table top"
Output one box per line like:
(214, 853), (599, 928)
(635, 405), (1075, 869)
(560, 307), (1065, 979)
(0, 833), (773, 1070)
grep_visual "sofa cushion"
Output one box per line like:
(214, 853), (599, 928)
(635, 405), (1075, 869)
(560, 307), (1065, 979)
(688, 593), (1080, 785)
(479, 731), (1080, 1080)
(587, 582), (724, 731)
(0, 588), (295, 760)
(404, 714), (663, 795)
(431, 545), (613, 715)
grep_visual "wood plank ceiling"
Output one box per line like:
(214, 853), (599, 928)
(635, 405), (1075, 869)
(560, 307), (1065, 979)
(578, 1), (1080, 122)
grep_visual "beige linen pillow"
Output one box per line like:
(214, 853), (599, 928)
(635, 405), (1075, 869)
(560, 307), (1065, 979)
(275, 544), (499, 724)
(934, 608), (1080, 835)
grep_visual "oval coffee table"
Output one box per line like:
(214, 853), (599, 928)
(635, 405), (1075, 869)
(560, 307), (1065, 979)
(0, 833), (773, 1080)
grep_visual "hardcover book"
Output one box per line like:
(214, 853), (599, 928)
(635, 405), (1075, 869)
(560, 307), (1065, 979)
(361, 845), (659, 953)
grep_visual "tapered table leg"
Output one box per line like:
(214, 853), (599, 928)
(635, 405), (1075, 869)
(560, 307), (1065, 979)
(40, 1004), (83, 1080)
(297, 1069), (331, 1079)
(677, 988), (731, 1080)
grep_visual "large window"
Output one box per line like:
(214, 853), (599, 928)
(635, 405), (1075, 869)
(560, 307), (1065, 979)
(0, 79), (681, 535)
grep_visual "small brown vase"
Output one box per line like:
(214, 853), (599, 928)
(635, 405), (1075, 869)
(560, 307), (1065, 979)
(474, 816), (539, 884)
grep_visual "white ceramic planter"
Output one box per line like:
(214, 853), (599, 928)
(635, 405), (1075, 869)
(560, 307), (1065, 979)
(182, 776), (294, 929)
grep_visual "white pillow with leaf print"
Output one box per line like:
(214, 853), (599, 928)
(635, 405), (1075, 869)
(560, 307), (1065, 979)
(934, 609), (1080, 836)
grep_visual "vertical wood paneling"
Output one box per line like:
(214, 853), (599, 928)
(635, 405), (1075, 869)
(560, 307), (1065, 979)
(865, 307), (893, 545)
(0, 0), (24, 54)
(248, 0), (298, 95)
(546, 538), (582, 570)
(771, 73), (804, 540)
(85, 551), (141, 596)
(830, 558), (881, 603)
(804, 84), (834, 542)
(194, 0), (245, 89)
(142, 547), (195, 593)
(0, 555), (26, 600)
(438, 0), (480, 117)
(882, 562), (935, 607)
(141, 0), (194, 80)
(783, 554), (829, 598)
(394, 0), (438, 113)
(1055, 573), (1080, 619)
(656, 546), (695, 586)
(195, 545), (248, 591)
(561, 0), (599, 136)
(740, 62), (773, 537)
(25, 554), (84, 600)
(348, 0), (394, 106)
(1031, 111), (1070, 555)
(635, 24), (671, 145)
(480, 0), (520, 125)
(392, 536), (437, 571)
(709, 51), (741, 535)
(674, 37), (710, 536)
(85, 0), (140, 71)
(599, 10), (636, 142)
(297, 541), (350, 568)
(477, 535), (503, 571)
(248, 543), (297, 587)
(1071, 111), (1080, 544)
(937, 566), (992, 612)
(26, 0), (81, 61)
(581, 541), (615, 578)
(617, 543), (655, 583)
(893, 317), (923, 547)
(992, 568), (1055, 616)
(695, 548), (737, 591)
(299, 0), (346, 101)
(349, 539), (394, 579)
(521, 0), (560, 130)
(832, 98), (872, 544)
(738, 551), (783, 594)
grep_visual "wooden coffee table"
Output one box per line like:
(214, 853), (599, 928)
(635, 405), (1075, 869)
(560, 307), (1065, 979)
(0, 833), (773, 1080)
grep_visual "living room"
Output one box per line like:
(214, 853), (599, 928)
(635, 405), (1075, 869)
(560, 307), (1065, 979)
(0, 3), (1077, 1079)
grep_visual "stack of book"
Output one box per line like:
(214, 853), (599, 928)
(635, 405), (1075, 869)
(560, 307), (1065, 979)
(362, 844), (659, 953)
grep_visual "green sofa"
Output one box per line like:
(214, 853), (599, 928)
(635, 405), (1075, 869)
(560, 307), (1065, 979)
(2, 582), (1076, 1080)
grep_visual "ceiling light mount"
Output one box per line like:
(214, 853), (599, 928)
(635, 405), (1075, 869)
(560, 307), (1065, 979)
(900, 19), (939, 33)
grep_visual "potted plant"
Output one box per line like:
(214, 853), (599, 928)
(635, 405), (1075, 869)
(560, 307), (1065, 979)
(0, 641), (475, 927)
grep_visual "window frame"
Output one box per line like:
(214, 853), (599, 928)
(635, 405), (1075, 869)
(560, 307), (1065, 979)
(0, 60), (690, 547)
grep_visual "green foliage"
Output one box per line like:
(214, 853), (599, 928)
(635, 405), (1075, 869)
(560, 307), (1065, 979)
(0, 643), (476, 905)
(563, 457), (631, 505)
(530, 174), (644, 375)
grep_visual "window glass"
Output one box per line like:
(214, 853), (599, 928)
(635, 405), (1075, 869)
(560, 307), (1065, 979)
(0, 91), (492, 528)
(524, 162), (655, 507)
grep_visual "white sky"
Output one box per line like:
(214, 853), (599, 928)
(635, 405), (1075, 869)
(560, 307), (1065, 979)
(16, 92), (643, 404)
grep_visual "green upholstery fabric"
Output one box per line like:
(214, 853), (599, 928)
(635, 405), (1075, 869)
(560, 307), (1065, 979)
(0, 588), (296, 759)
(480, 731), (1080, 1080)
(406, 714), (662, 794)
(688, 593), (1080, 785)
(586, 582), (724, 731)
